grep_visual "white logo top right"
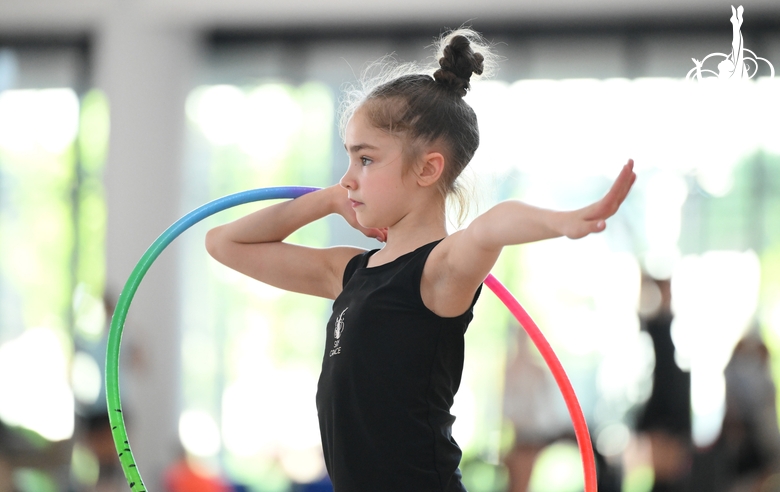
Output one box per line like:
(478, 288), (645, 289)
(686, 5), (775, 81)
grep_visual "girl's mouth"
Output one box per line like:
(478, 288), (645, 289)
(350, 199), (363, 208)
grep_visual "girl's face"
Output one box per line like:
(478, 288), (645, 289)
(340, 107), (415, 229)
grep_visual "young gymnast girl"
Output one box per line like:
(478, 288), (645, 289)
(206, 28), (636, 492)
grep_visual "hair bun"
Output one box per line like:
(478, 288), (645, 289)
(433, 34), (485, 97)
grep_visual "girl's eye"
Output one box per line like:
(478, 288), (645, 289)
(360, 156), (372, 166)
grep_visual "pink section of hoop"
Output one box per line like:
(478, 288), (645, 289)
(485, 273), (597, 491)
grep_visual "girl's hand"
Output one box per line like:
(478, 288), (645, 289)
(329, 185), (388, 242)
(562, 159), (636, 239)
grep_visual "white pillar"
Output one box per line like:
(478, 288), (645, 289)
(95, 4), (199, 489)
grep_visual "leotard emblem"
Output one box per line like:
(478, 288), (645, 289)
(330, 307), (348, 357)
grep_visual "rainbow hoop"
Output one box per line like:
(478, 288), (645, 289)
(106, 186), (596, 491)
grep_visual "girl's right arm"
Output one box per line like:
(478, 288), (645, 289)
(205, 185), (382, 300)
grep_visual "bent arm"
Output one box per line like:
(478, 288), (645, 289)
(205, 185), (364, 300)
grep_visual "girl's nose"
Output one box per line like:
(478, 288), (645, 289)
(339, 163), (356, 190)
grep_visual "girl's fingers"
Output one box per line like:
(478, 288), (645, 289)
(603, 161), (636, 212)
(372, 229), (387, 242)
(566, 218), (606, 239)
(362, 226), (387, 242)
(581, 161), (636, 223)
(575, 160), (635, 233)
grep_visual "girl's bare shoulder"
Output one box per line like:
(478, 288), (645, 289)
(421, 231), (488, 317)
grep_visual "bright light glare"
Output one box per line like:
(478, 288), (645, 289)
(187, 84), (303, 165)
(644, 172), (687, 249)
(643, 171), (687, 279)
(0, 89), (79, 153)
(671, 250), (761, 446)
(222, 368), (321, 457)
(521, 239), (641, 358)
(596, 423), (631, 458)
(451, 384), (477, 451)
(221, 383), (270, 457)
(222, 322), (320, 458)
(179, 409), (221, 457)
(528, 440), (584, 492)
(470, 77), (780, 182)
(71, 442), (100, 486)
(597, 330), (655, 406)
(186, 85), (245, 145)
(468, 81), (513, 176)
(71, 351), (102, 405)
(0, 327), (74, 441)
(755, 78), (780, 155)
(72, 284), (107, 340)
(239, 85), (302, 161)
(278, 447), (327, 484)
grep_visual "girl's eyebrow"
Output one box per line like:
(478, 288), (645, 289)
(344, 143), (379, 153)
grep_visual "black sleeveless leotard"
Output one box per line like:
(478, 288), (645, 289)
(316, 239), (482, 491)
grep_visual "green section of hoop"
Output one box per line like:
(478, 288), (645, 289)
(105, 187), (318, 491)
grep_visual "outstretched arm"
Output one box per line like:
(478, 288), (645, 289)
(205, 184), (385, 299)
(468, 159), (636, 249)
(425, 160), (636, 316)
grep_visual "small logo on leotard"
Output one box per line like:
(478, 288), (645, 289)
(330, 307), (348, 357)
(334, 307), (347, 339)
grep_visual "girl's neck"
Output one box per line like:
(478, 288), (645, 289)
(371, 203), (448, 265)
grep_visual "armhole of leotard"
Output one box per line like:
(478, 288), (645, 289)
(342, 250), (376, 288)
(415, 239), (483, 319)
(342, 254), (361, 288)
(471, 284), (484, 308)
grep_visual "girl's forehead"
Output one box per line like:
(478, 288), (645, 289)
(344, 109), (387, 145)
(347, 106), (372, 129)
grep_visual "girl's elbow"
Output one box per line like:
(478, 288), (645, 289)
(204, 227), (225, 261)
(465, 218), (500, 252)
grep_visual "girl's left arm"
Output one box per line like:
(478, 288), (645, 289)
(442, 160), (636, 289)
(475, 159), (635, 247)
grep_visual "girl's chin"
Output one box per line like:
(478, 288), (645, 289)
(356, 217), (381, 230)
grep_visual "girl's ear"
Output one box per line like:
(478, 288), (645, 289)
(416, 151), (445, 188)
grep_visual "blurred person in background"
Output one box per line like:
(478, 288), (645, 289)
(692, 327), (780, 492)
(635, 276), (693, 492)
(502, 325), (571, 492)
(0, 437), (11, 492)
